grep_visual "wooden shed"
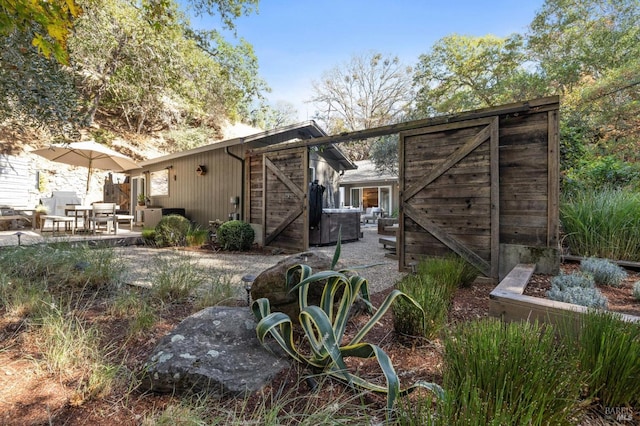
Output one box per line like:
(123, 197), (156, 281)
(129, 122), (355, 230)
(249, 97), (560, 280)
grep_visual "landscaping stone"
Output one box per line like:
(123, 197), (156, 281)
(142, 306), (289, 397)
(250, 251), (337, 319)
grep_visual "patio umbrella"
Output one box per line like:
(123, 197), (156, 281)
(31, 141), (141, 194)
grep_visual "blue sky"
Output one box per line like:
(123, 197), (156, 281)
(191, 1), (545, 121)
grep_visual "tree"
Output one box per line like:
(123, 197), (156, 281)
(248, 100), (299, 130)
(0, 30), (81, 142)
(528, 0), (640, 174)
(309, 52), (414, 160)
(0, 0), (82, 64)
(413, 34), (544, 116)
(369, 135), (398, 176)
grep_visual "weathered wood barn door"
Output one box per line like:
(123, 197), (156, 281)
(247, 147), (309, 252)
(400, 117), (499, 278)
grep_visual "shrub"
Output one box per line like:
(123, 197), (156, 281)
(567, 311), (640, 407)
(217, 220), (255, 251)
(154, 214), (191, 247)
(186, 227), (209, 247)
(151, 255), (206, 303)
(634, 281), (640, 301)
(416, 255), (479, 288)
(440, 319), (582, 425)
(560, 188), (640, 261)
(580, 257), (627, 287)
(141, 228), (156, 245)
(393, 272), (456, 339)
(546, 272), (608, 309)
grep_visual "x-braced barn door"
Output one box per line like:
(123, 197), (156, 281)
(261, 148), (309, 252)
(399, 117), (499, 278)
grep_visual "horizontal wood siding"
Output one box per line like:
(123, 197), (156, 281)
(498, 111), (550, 246)
(398, 98), (559, 278)
(0, 155), (36, 206)
(401, 122), (493, 271)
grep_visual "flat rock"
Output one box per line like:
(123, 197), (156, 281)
(142, 306), (289, 397)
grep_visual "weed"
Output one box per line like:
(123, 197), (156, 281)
(151, 255), (206, 303)
(416, 254), (479, 288)
(193, 273), (236, 310)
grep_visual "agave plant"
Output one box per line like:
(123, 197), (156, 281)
(251, 237), (444, 415)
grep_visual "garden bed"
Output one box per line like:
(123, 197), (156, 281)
(490, 263), (640, 326)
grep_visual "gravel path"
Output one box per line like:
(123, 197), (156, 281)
(116, 225), (405, 299)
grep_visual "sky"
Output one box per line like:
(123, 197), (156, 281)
(191, 0), (546, 122)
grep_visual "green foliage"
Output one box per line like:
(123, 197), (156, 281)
(186, 227), (210, 247)
(0, 0), (81, 64)
(252, 245), (443, 415)
(566, 311), (640, 407)
(393, 273), (454, 339)
(413, 34), (541, 116)
(416, 255), (479, 288)
(150, 255), (206, 303)
(217, 220), (255, 251)
(560, 188), (640, 261)
(154, 214), (192, 247)
(440, 319), (582, 425)
(163, 126), (214, 152)
(369, 135), (399, 176)
(547, 272), (608, 309)
(0, 243), (124, 292)
(580, 257), (627, 287)
(564, 155), (640, 194)
(141, 228), (156, 244)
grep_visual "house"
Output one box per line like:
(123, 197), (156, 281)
(129, 121), (356, 230)
(339, 159), (398, 217)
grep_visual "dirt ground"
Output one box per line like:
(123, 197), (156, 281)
(0, 253), (638, 425)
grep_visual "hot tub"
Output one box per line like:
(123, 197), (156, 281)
(309, 208), (361, 246)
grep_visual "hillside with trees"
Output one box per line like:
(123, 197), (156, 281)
(1, 0), (638, 191)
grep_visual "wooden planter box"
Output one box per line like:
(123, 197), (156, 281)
(489, 264), (640, 327)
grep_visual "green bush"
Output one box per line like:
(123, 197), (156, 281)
(154, 214), (191, 247)
(439, 319), (582, 425)
(579, 257), (627, 287)
(141, 228), (156, 245)
(567, 311), (640, 407)
(186, 228), (209, 247)
(217, 220), (255, 251)
(560, 188), (640, 261)
(416, 254), (479, 288)
(393, 273), (456, 339)
(546, 272), (608, 309)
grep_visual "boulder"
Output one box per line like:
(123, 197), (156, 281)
(250, 251), (336, 319)
(142, 306), (289, 397)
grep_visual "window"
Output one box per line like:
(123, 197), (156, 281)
(149, 169), (169, 196)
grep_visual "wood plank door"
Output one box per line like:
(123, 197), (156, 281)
(261, 147), (309, 252)
(399, 117), (499, 278)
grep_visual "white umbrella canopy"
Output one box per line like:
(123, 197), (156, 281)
(31, 141), (141, 194)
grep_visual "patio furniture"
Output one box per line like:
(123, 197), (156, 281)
(88, 203), (117, 234)
(116, 213), (135, 230)
(361, 207), (382, 223)
(40, 215), (75, 235)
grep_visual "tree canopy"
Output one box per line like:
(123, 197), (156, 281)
(0, 0), (265, 145)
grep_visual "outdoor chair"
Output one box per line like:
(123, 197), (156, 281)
(88, 202), (117, 234)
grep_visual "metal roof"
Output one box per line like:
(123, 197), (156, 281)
(140, 121), (356, 171)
